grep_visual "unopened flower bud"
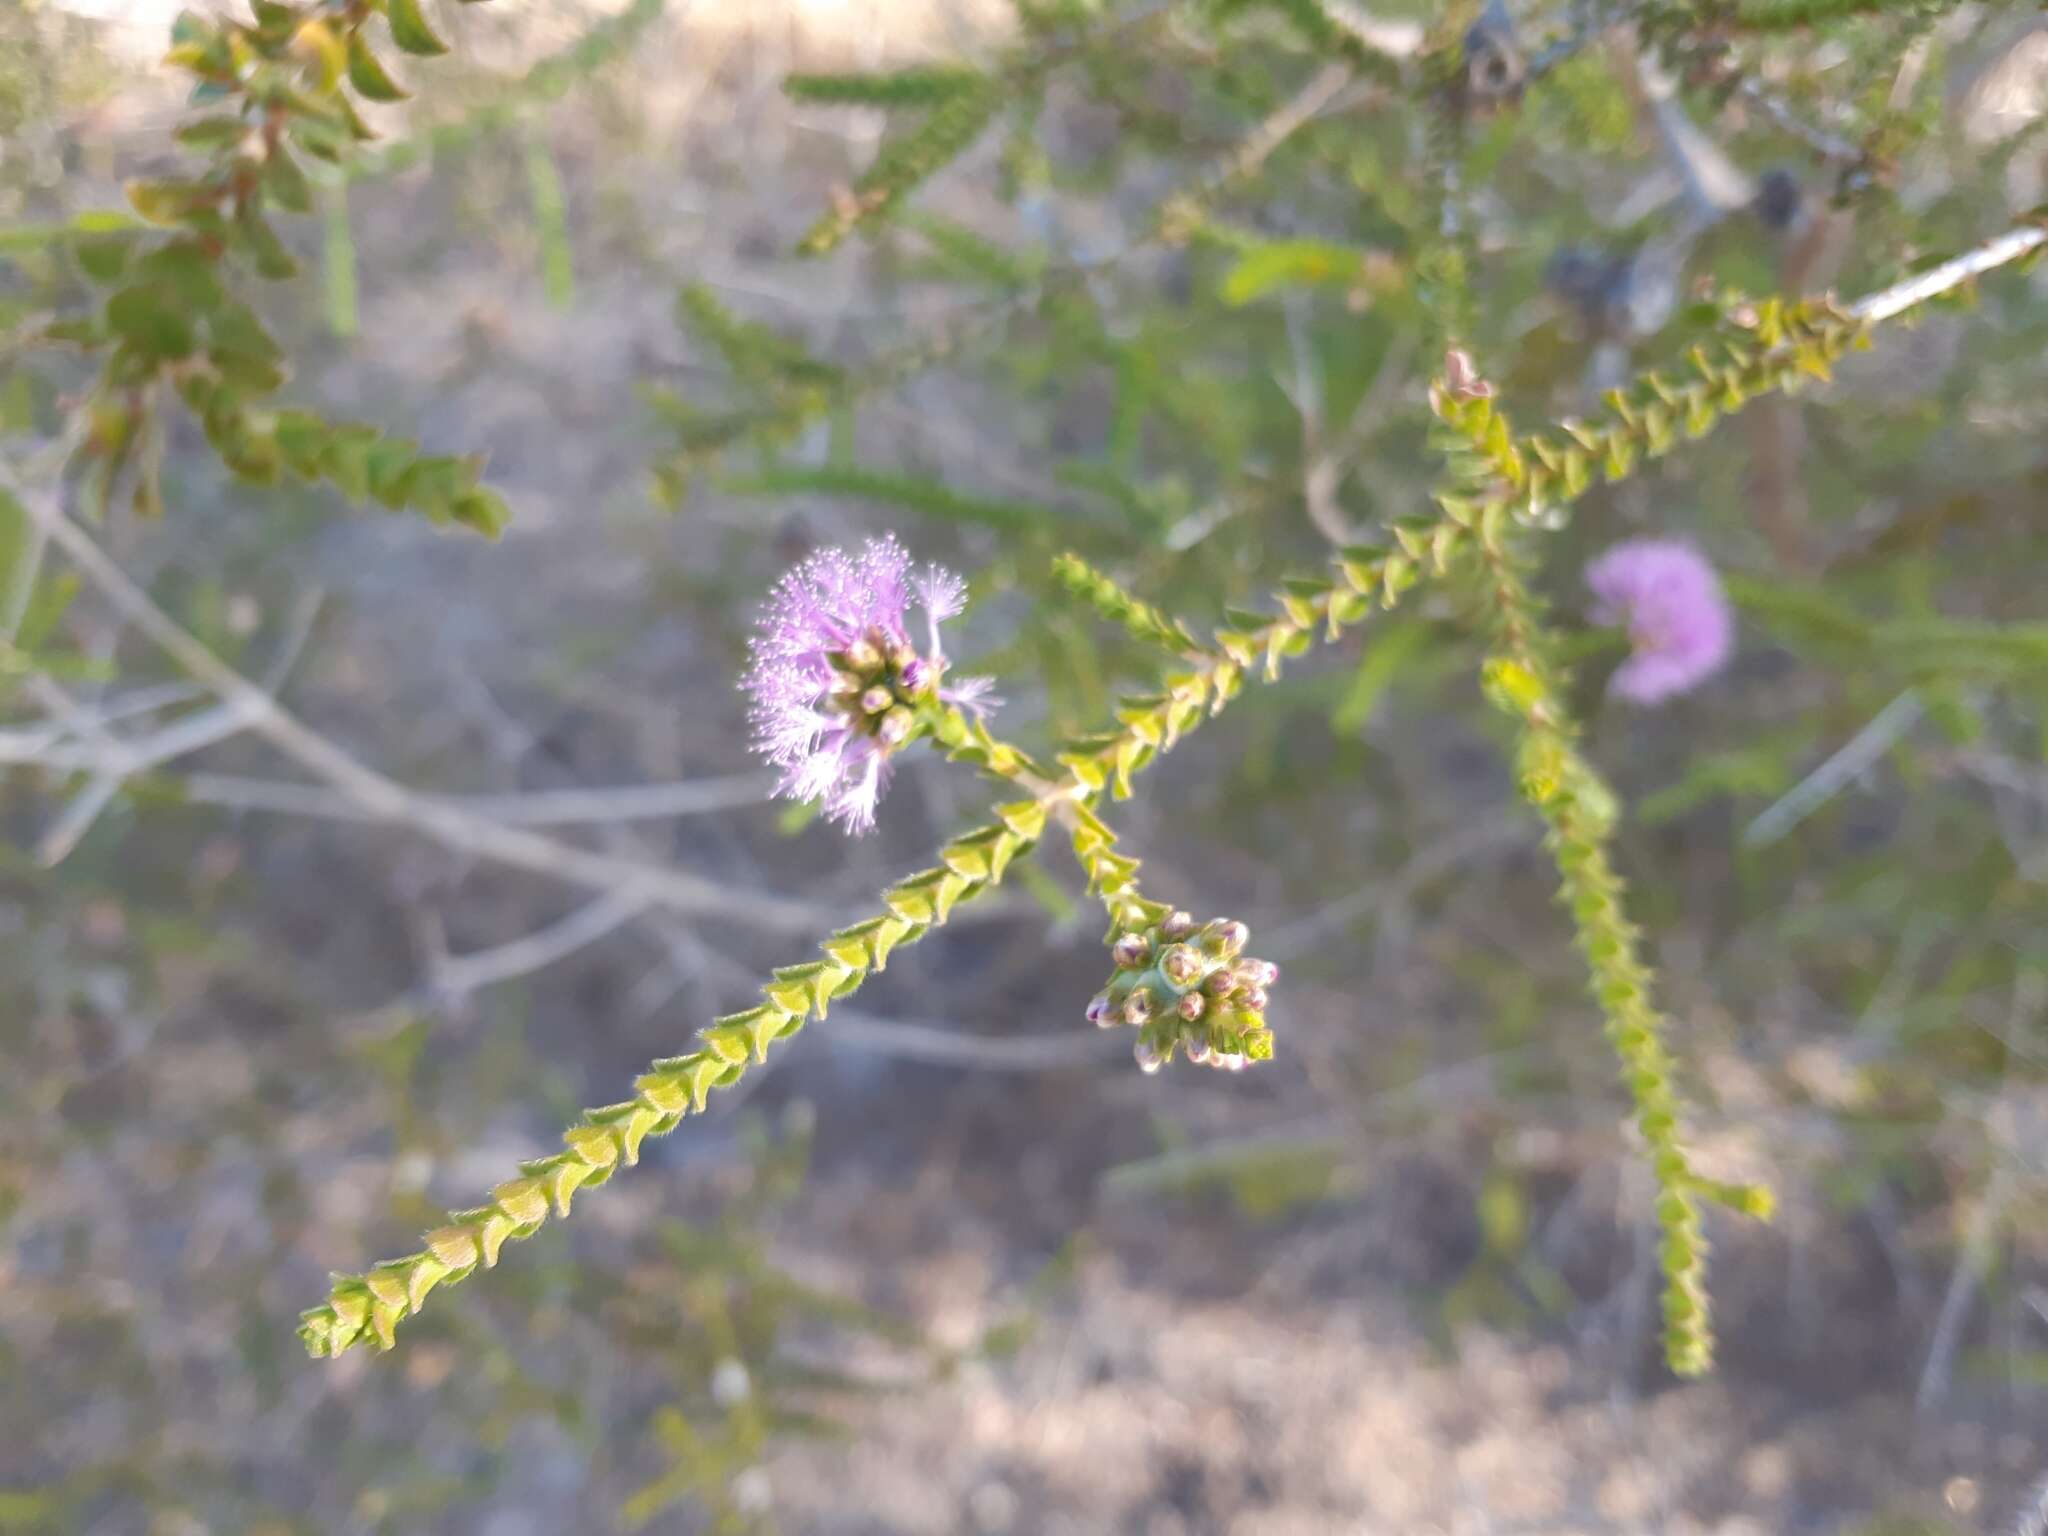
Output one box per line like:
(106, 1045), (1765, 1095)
(1111, 932), (1151, 970)
(1239, 958), (1279, 989)
(1202, 919), (1249, 960)
(1240, 985), (1270, 1013)
(877, 706), (915, 746)
(1123, 987), (1156, 1027)
(843, 637), (883, 673)
(886, 639), (919, 672)
(828, 669), (865, 697)
(861, 685), (894, 716)
(1203, 968), (1241, 1000)
(1158, 944), (1203, 991)
(1086, 991), (1117, 1028)
(1177, 990), (1206, 1023)
(1185, 1037), (1213, 1065)
(1134, 1038), (1165, 1074)
(1220, 1052), (1248, 1073)
(900, 656), (933, 695)
(1160, 910), (1195, 941)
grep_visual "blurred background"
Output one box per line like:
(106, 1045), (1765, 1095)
(3, 0), (2047, 1530)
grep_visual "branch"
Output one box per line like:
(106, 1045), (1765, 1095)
(823, 1011), (1129, 1072)
(171, 770), (775, 827)
(428, 889), (653, 1010)
(16, 678), (262, 865)
(1742, 688), (1923, 848)
(0, 465), (832, 935)
(1850, 225), (2047, 324)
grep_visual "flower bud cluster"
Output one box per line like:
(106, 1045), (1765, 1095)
(1085, 907), (1278, 1073)
(828, 625), (937, 749)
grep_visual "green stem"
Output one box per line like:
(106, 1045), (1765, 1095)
(321, 181), (358, 340)
(1471, 525), (1756, 1378)
(524, 128), (575, 310)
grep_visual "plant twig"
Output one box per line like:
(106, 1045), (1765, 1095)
(824, 1011), (1129, 1071)
(1743, 688), (1922, 848)
(1850, 224), (2047, 324)
(173, 769), (776, 827)
(1914, 1168), (2013, 1418)
(0, 464), (834, 934)
(430, 889), (654, 1007)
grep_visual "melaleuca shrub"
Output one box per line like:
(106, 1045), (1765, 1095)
(4, 0), (2044, 1398)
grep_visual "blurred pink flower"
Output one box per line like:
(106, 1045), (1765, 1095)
(1585, 539), (1733, 705)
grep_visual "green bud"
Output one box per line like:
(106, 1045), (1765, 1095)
(844, 637), (883, 673)
(1160, 910), (1195, 941)
(1176, 990), (1206, 1023)
(878, 706), (915, 746)
(1122, 987), (1155, 1027)
(861, 685), (894, 715)
(1111, 932), (1152, 969)
(1158, 944), (1203, 992)
(1200, 919), (1249, 960)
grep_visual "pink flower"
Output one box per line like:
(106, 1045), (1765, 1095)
(743, 535), (992, 833)
(1585, 539), (1733, 705)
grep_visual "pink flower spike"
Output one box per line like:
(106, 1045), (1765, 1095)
(1585, 539), (1733, 706)
(742, 535), (990, 834)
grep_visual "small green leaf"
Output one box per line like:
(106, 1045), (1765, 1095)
(290, 18), (347, 91)
(319, 426), (380, 501)
(233, 205), (298, 279)
(1220, 239), (1392, 306)
(106, 284), (197, 359)
(345, 33), (410, 102)
(133, 239), (226, 312)
(169, 8), (213, 46)
(273, 410), (330, 479)
(449, 487), (510, 537)
(15, 570), (80, 653)
(364, 437), (422, 508)
(72, 232), (140, 285)
(0, 489), (34, 643)
(172, 115), (252, 150)
(126, 179), (211, 227)
(396, 453), (473, 518)
(221, 423), (284, 485)
(386, 0), (450, 57)
(264, 147), (314, 212)
(206, 302), (289, 394)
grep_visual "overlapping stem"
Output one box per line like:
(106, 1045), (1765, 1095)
(1470, 508), (1756, 1377)
(1435, 361), (1774, 1375)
